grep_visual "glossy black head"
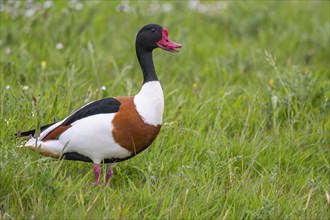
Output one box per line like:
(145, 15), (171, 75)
(135, 24), (182, 84)
(136, 24), (163, 52)
(136, 24), (181, 53)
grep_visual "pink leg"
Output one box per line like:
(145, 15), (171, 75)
(94, 164), (101, 185)
(105, 167), (113, 184)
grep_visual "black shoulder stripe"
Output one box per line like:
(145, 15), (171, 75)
(61, 98), (121, 126)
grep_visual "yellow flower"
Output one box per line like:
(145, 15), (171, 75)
(41, 61), (47, 70)
(268, 79), (274, 88)
(193, 82), (198, 90)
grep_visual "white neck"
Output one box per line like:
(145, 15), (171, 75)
(134, 81), (164, 126)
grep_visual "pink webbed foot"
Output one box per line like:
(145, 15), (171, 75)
(94, 164), (101, 185)
(105, 167), (113, 185)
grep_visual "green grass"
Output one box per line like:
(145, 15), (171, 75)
(1, 1), (329, 219)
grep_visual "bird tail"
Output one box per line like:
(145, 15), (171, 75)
(19, 137), (62, 159)
(19, 136), (40, 148)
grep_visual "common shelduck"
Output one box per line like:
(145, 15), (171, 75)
(17, 24), (181, 185)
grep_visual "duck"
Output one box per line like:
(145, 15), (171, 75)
(17, 24), (181, 185)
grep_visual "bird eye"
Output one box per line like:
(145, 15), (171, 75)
(151, 28), (156, 32)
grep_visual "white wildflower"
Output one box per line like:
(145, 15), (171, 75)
(5, 118), (11, 126)
(188, 0), (199, 10)
(6, 85), (10, 90)
(116, 0), (130, 13)
(101, 86), (106, 91)
(25, 8), (35, 17)
(62, 8), (69, 15)
(5, 47), (11, 55)
(197, 4), (207, 14)
(162, 3), (172, 13)
(188, 0), (226, 15)
(216, 2), (227, 10)
(147, 2), (160, 14)
(74, 2), (83, 11)
(56, 43), (63, 50)
(272, 95), (278, 109)
(44, 1), (53, 9)
(68, 0), (84, 11)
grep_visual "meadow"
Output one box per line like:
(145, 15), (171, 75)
(0, 1), (329, 219)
